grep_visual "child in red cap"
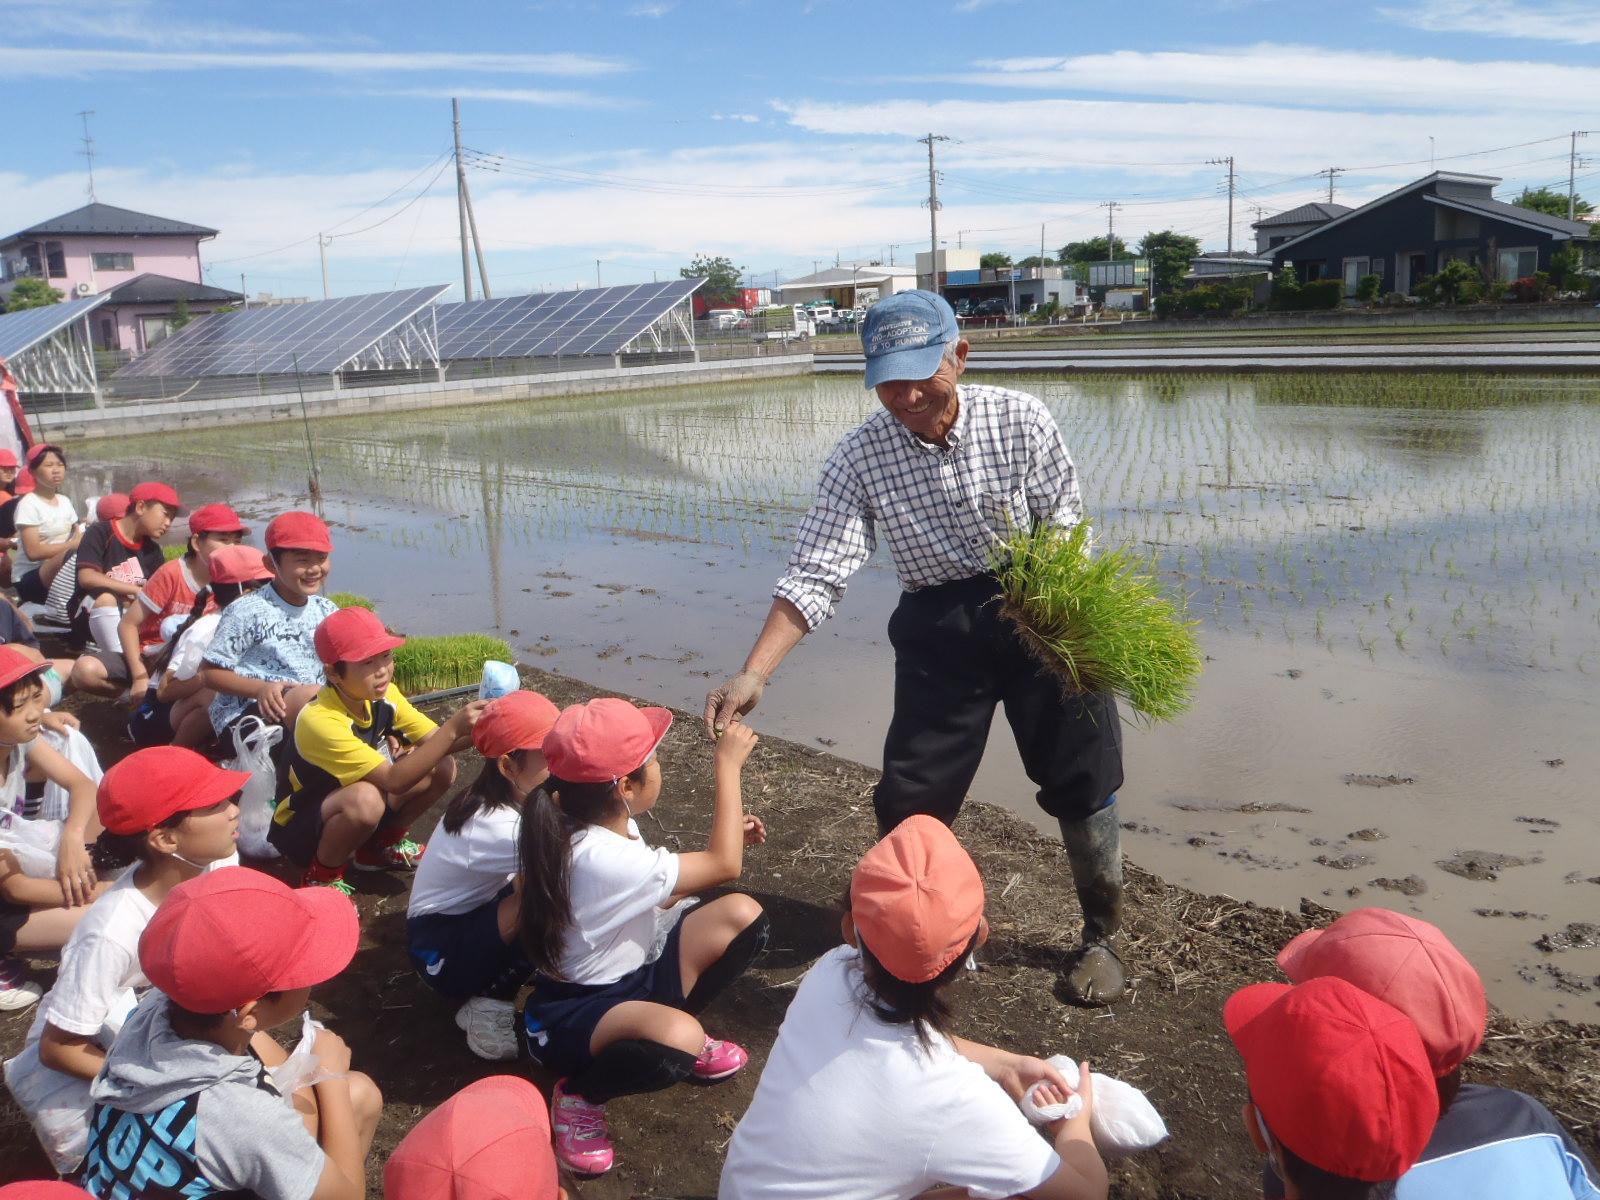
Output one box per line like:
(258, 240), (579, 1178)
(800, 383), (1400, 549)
(721, 815), (1107, 1200)
(1227, 975), (1438, 1200)
(2, 747), (247, 1174)
(1269, 909), (1599, 1200)
(78, 866), (381, 1200)
(67, 482), (181, 698)
(515, 697), (768, 1177)
(408, 689), (558, 1060)
(201, 511), (337, 739)
(139, 544), (275, 749)
(270, 605), (485, 894)
(0, 646), (104, 1010)
(12, 444), (81, 606)
(386, 1076), (564, 1200)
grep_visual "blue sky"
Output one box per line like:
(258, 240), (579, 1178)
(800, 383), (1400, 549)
(4, 0), (1598, 299)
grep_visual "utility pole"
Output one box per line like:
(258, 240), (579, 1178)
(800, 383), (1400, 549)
(1209, 156), (1236, 262)
(596, 260), (602, 288)
(1100, 200), (1121, 256)
(240, 273), (248, 310)
(77, 111), (97, 202)
(1570, 131), (1593, 221)
(918, 133), (951, 295)
(1316, 167), (1345, 203)
(452, 98), (474, 302)
(1040, 223), (1046, 268)
(318, 234), (330, 300)
(463, 178), (491, 299)
(889, 243), (899, 264)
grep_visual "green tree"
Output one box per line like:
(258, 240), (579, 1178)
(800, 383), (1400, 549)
(1355, 273), (1383, 303)
(171, 296), (192, 330)
(1057, 236), (1131, 264)
(1513, 186), (1591, 220)
(1415, 259), (1482, 305)
(1137, 230), (1202, 294)
(680, 254), (745, 305)
(1016, 255), (1057, 268)
(5, 278), (63, 312)
(979, 252), (1014, 270)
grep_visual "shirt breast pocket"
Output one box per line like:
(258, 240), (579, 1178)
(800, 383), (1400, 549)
(978, 489), (1027, 536)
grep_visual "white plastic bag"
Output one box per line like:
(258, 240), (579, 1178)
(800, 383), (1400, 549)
(269, 1011), (345, 1101)
(38, 724), (104, 824)
(0, 807), (61, 877)
(1019, 1055), (1169, 1156)
(479, 660), (519, 700)
(224, 716), (282, 861)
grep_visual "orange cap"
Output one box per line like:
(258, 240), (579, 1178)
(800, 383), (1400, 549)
(850, 815), (985, 983)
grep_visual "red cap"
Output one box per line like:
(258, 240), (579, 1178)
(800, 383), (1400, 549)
(384, 1076), (559, 1200)
(851, 815), (986, 983)
(208, 545), (275, 586)
(97, 746), (251, 836)
(139, 866), (358, 1014)
(129, 481), (182, 512)
(95, 493), (130, 521)
(25, 443), (60, 468)
(1278, 908), (1487, 1077)
(473, 691), (560, 759)
(1225, 977), (1437, 1182)
(314, 606), (405, 665)
(188, 503), (250, 536)
(266, 511), (332, 553)
(543, 697), (672, 784)
(0, 1183), (94, 1200)
(0, 449), (18, 469)
(0, 644), (49, 691)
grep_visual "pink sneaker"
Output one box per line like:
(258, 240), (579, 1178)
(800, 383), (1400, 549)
(693, 1036), (748, 1082)
(551, 1080), (614, 1176)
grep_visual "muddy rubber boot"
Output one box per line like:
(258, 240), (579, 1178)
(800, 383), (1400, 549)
(1060, 802), (1126, 1007)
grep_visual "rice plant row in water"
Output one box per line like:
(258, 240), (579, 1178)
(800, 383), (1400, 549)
(394, 633), (515, 696)
(994, 522), (1203, 723)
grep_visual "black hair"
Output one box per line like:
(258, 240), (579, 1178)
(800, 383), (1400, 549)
(29, 444), (65, 470)
(168, 990), (287, 1027)
(146, 586), (212, 678)
(443, 749), (538, 836)
(0, 673), (45, 716)
(94, 806), (193, 869)
(1276, 1140), (1396, 1200)
(210, 580), (251, 607)
(515, 768), (649, 978)
(1436, 1068), (1462, 1113)
(856, 924), (979, 1048)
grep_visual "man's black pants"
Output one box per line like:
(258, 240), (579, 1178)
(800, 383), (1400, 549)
(873, 574), (1124, 832)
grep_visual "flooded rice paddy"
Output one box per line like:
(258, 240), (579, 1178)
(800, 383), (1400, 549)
(71, 370), (1600, 1020)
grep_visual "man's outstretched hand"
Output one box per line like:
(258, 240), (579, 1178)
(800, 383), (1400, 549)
(703, 669), (766, 740)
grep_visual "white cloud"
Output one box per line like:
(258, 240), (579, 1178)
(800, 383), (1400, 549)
(0, 46), (627, 79)
(627, 1), (676, 14)
(385, 87), (634, 110)
(711, 112), (762, 123)
(1377, 0), (1600, 44)
(961, 43), (1600, 112)
(0, 0), (307, 48)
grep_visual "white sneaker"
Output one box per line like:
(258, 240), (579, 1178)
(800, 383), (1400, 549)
(0, 957), (42, 1011)
(454, 996), (518, 1061)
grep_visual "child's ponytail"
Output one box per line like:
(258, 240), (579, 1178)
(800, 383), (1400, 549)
(441, 751), (530, 835)
(145, 586), (212, 678)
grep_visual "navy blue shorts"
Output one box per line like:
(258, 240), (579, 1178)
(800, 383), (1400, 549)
(126, 689), (173, 747)
(520, 920), (686, 1077)
(407, 884), (530, 1000)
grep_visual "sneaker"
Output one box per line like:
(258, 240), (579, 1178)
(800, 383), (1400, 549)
(692, 1036), (748, 1082)
(454, 996), (518, 1061)
(301, 871), (356, 898)
(0, 957), (43, 1012)
(551, 1080), (615, 1177)
(352, 836), (424, 872)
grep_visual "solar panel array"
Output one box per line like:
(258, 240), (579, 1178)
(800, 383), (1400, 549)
(114, 285), (448, 378)
(0, 295), (111, 361)
(433, 278), (701, 362)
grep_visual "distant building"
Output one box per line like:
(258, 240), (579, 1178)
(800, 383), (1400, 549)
(777, 263), (918, 307)
(1265, 172), (1596, 296)
(914, 248), (980, 292)
(692, 286), (773, 317)
(1251, 202), (1351, 254)
(0, 202), (241, 353)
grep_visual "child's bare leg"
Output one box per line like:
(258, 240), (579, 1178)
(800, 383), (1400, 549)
(313, 783), (386, 868)
(387, 758), (457, 828)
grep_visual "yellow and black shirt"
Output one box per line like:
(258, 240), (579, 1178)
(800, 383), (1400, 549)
(273, 684), (437, 823)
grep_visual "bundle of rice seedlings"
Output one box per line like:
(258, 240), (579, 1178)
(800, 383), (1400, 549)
(994, 522), (1202, 723)
(328, 592), (376, 611)
(163, 544), (186, 562)
(393, 633), (514, 696)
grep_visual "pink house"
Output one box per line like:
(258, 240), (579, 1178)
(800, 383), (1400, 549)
(0, 202), (242, 354)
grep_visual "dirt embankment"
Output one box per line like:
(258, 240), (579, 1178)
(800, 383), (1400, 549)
(4, 666), (1599, 1198)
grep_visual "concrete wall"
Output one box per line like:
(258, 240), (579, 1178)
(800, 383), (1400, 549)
(42, 353), (815, 444)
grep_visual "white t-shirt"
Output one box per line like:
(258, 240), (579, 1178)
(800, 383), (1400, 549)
(13, 493), (79, 572)
(559, 819), (680, 986)
(167, 612), (221, 683)
(408, 803), (522, 919)
(719, 946), (1061, 1200)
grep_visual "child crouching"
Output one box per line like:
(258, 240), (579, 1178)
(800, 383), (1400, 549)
(517, 698), (769, 1178)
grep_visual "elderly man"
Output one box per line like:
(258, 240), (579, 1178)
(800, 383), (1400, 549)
(705, 290), (1127, 1005)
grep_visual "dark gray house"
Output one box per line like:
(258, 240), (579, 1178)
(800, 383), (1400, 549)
(1252, 202), (1350, 254)
(1266, 172), (1594, 296)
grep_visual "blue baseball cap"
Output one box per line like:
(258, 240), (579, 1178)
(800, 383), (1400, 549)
(860, 290), (959, 390)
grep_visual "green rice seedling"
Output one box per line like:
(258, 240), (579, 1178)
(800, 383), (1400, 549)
(393, 633), (514, 696)
(328, 592), (376, 611)
(163, 544), (186, 562)
(993, 522), (1202, 724)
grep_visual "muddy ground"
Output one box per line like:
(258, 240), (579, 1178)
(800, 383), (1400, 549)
(4, 666), (1599, 1197)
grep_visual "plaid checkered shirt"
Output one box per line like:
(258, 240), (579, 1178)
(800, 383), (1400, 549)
(774, 382), (1082, 630)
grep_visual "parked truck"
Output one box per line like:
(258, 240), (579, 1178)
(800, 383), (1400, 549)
(751, 304), (815, 342)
